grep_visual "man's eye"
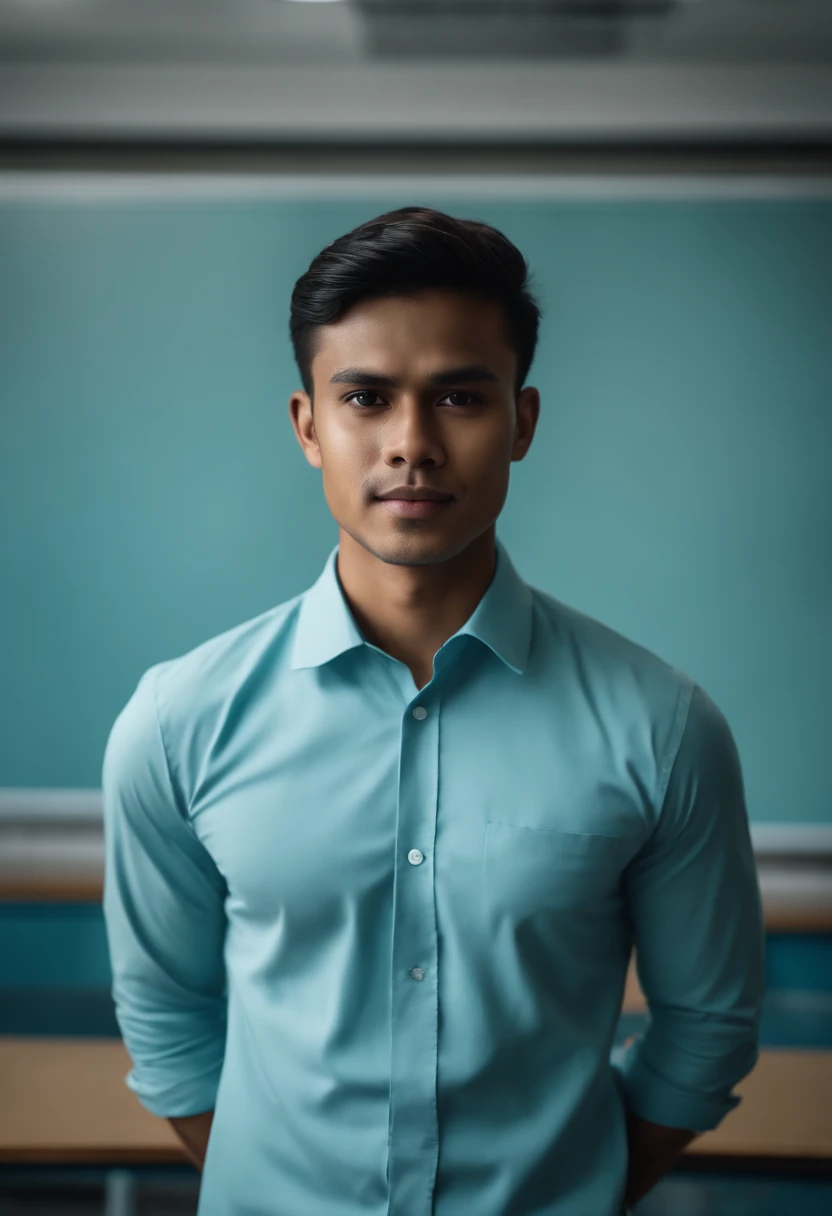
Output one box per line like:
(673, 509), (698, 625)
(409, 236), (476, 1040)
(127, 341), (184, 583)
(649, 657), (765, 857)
(348, 391), (382, 408)
(346, 391), (479, 408)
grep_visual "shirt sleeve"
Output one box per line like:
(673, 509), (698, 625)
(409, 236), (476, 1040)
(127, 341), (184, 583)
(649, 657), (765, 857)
(101, 664), (229, 1118)
(611, 681), (766, 1132)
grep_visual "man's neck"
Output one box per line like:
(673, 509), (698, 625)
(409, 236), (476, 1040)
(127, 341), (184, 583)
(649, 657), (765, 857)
(335, 529), (497, 674)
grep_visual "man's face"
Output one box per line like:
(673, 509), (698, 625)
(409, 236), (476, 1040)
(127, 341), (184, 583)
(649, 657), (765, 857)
(289, 288), (539, 568)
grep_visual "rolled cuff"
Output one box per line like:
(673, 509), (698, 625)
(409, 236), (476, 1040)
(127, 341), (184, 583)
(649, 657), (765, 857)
(125, 1056), (225, 1119)
(611, 1049), (743, 1132)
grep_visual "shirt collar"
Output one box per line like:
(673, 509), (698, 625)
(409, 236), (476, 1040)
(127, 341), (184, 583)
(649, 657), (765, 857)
(289, 534), (533, 676)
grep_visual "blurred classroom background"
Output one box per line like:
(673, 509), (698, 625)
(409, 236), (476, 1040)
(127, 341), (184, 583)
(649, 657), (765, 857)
(1, 1), (831, 1213)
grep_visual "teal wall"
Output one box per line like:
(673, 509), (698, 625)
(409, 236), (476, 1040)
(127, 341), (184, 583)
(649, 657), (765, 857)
(1, 190), (830, 824)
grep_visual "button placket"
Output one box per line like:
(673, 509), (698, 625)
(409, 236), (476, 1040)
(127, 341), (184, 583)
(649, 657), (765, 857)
(408, 714), (427, 978)
(388, 691), (440, 1213)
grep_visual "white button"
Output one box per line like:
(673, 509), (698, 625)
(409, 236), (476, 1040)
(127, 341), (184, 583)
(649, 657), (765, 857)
(408, 849), (423, 865)
(409, 967), (425, 981)
(412, 706), (427, 720)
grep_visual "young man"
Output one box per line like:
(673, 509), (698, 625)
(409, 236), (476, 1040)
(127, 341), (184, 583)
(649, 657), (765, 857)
(102, 206), (765, 1216)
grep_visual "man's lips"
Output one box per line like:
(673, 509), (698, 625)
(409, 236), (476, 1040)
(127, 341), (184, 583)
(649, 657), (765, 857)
(374, 493), (454, 502)
(374, 497), (454, 517)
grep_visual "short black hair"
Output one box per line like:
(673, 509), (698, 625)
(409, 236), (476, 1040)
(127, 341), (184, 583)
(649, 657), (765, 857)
(289, 206), (543, 406)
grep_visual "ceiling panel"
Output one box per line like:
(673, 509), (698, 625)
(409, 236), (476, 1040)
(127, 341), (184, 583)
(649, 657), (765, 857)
(0, 1), (830, 144)
(0, 1), (830, 64)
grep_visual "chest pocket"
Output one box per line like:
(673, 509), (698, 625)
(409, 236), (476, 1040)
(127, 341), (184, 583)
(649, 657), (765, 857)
(483, 819), (635, 924)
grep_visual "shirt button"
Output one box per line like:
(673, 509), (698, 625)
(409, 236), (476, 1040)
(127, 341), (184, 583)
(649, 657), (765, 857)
(412, 706), (428, 720)
(409, 967), (425, 981)
(408, 849), (423, 865)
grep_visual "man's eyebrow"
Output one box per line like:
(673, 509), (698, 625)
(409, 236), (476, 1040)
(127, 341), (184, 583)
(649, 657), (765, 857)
(328, 364), (501, 387)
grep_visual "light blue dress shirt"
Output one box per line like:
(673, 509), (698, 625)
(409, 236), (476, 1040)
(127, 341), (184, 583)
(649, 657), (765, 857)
(102, 536), (765, 1216)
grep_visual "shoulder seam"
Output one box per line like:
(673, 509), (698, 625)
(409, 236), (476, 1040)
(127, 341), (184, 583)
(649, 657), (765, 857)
(149, 664), (195, 835)
(656, 680), (696, 821)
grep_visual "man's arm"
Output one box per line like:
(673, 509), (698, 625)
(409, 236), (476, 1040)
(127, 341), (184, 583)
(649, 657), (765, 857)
(612, 682), (766, 1203)
(623, 1110), (697, 1207)
(101, 665), (228, 1125)
(169, 1111), (215, 1173)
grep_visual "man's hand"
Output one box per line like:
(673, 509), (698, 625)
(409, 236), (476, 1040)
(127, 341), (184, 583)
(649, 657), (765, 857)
(623, 1108), (699, 1208)
(168, 1110), (215, 1173)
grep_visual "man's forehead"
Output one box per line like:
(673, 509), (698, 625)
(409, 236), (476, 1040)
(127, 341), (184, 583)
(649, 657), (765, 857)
(326, 363), (503, 388)
(325, 290), (504, 329)
(312, 297), (514, 379)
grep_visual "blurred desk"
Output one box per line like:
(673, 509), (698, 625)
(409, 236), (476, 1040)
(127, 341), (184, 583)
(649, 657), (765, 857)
(686, 1050), (832, 1162)
(0, 1038), (184, 1164)
(0, 1036), (830, 1167)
